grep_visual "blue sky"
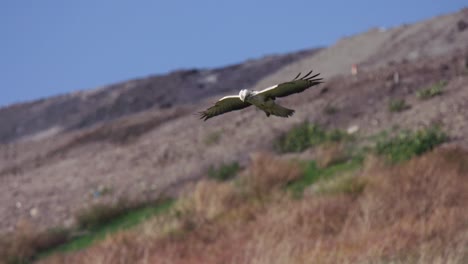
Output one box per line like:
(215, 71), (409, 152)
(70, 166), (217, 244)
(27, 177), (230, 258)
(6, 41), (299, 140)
(0, 1), (466, 107)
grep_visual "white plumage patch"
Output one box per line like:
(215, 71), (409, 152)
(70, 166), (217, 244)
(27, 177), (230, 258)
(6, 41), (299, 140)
(258, 84), (279, 94)
(218, 95), (241, 101)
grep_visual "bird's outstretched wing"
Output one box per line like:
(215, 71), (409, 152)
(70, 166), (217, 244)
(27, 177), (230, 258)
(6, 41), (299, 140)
(257, 70), (323, 99)
(199, 95), (252, 121)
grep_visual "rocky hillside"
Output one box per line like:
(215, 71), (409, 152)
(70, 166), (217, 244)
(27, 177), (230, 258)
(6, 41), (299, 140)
(0, 8), (467, 235)
(0, 48), (319, 144)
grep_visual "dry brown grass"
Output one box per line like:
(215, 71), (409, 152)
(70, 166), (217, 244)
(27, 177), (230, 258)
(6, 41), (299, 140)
(335, 146), (468, 262)
(0, 221), (37, 264)
(39, 147), (468, 264)
(316, 142), (348, 168)
(174, 179), (243, 224)
(241, 152), (303, 195)
(0, 221), (69, 264)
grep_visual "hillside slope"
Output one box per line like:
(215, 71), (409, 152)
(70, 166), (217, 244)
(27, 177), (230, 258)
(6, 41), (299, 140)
(0, 9), (468, 235)
(0, 48), (319, 144)
(252, 8), (468, 90)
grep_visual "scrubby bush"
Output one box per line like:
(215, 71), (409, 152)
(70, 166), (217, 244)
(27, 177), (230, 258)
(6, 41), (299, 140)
(375, 126), (447, 162)
(245, 153), (303, 195)
(288, 158), (363, 197)
(416, 80), (446, 99)
(323, 104), (338, 115)
(274, 122), (349, 153)
(0, 223), (70, 264)
(174, 180), (241, 223)
(75, 199), (165, 230)
(207, 162), (240, 181)
(316, 142), (348, 168)
(388, 98), (410, 112)
(314, 174), (367, 196)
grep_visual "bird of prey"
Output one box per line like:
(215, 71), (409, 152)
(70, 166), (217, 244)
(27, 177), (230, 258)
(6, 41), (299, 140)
(199, 70), (323, 121)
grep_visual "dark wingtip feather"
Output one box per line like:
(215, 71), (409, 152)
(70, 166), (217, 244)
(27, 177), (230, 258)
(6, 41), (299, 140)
(309, 80), (324, 85)
(283, 109), (295, 118)
(300, 70), (314, 79)
(305, 72), (321, 81)
(198, 111), (210, 121)
(292, 72), (301, 81)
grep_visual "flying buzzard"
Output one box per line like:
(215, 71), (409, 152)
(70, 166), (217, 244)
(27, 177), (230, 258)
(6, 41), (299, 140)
(199, 70), (323, 121)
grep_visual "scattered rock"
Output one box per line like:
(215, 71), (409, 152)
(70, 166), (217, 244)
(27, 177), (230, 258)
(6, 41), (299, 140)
(97, 185), (106, 192)
(347, 125), (360, 134)
(30, 207), (39, 218)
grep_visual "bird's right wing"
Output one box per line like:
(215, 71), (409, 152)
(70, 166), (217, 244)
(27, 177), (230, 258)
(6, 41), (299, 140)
(257, 70), (323, 100)
(199, 95), (252, 121)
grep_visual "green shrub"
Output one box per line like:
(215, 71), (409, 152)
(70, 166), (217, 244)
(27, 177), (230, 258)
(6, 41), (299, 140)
(315, 174), (367, 196)
(274, 122), (349, 153)
(75, 199), (166, 230)
(375, 127), (447, 162)
(323, 104), (338, 115)
(76, 203), (125, 230)
(287, 157), (363, 198)
(388, 99), (410, 112)
(207, 162), (240, 181)
(40, 200), (173, 257)
(416, 81), (446, 100)
(327, 129), (349, 142)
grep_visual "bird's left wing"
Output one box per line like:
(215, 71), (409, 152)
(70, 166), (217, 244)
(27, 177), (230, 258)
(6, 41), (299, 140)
(199, 95), (252, 121)
(257, 70), (323, 99)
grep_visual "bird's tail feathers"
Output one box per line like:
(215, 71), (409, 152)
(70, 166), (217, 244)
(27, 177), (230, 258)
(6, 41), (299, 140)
(268, 103), (295, 118)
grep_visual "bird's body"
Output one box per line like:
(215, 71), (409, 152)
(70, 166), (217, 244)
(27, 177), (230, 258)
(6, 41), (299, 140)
(244, 91), (295, 118)
(199, 70), (323, 121)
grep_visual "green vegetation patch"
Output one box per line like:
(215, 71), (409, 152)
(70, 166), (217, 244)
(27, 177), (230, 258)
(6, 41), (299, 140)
(314, 174), (367, 196)
(375, 127), (447, 163)
(388, 99), (410, 112)
(208, 162), (241, 181)
(287, 157), (363, 198)
(323, 104), (338, 115)
(76, 199), (169, 230)
(39, 199), (174, 258)
(275, 122), (350, 153)
(416, 80), (446, 100)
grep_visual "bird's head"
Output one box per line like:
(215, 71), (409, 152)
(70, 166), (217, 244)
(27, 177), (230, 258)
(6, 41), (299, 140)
(239, 89), (250, 102)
